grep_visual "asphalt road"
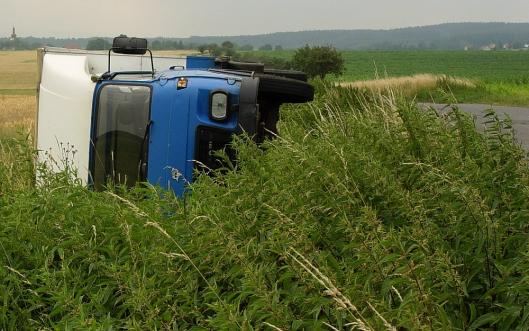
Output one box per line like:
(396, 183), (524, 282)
(421, 103), (529, 151)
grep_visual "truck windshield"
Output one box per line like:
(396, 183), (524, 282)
(91, 85), (151, 190)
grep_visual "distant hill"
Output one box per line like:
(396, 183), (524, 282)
(181, 23), (529, 50)
(3, 23), (529, 51)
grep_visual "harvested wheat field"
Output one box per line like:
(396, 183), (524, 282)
(340, 74), (475, 96)
(0, 51), (37, 95)
(0, 95), (36, 137)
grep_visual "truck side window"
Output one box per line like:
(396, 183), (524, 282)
(92, 85), (151, 190)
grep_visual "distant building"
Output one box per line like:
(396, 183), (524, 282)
(9, 26), (16, 41)
(480, 43), (496, 51)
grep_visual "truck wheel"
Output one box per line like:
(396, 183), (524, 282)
(257, 74), (314, 103)
(263, 69), (308, 82)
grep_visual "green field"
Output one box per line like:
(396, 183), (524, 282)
(245, 50), (529, 81)
(341, 50), (529, 82)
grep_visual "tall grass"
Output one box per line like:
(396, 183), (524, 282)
(2, 84), (529, 329)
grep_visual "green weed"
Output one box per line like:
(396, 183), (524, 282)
(1, 85), (529, 329)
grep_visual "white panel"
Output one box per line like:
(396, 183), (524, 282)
(37, 53), (94, 183)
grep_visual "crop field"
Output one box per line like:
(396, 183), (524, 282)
(0, 95), (35, 138)
(246, 49), (529, 81)
(0, 51), (37, 95)
(340, 50), (529, 82)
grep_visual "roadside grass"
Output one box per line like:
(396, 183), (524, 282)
(341, 76), (529, 107)
(417, 81), (529, 106)
(2, 84), (529, 329)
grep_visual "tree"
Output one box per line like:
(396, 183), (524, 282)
(86, 38), (111, 50)
(221, 41), (234, 50)
(274, 45), (283, 51)
(220, 41), (237, 57)
(291, 45), (344, 79)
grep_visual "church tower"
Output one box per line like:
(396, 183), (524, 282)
(10, 26), (17, 41)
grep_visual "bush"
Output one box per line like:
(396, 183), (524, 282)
(292, 45), (345, 79)
(2, 86), (529, 329)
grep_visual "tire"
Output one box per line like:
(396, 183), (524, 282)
(257, 74), (314, 103)
(263, 69), (308, 82)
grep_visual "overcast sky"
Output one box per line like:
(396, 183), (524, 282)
(3, 0), (529, 38)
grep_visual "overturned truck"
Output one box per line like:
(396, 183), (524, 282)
(36, 36), (314, 195)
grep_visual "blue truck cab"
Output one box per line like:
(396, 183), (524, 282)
(87, 36), (313, 195)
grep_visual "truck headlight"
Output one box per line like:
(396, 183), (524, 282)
(210, 92), (228, 121)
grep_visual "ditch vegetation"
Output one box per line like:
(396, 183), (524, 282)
(1, 83), (529, 330)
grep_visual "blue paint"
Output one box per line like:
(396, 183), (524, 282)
(186, 56), (216, 69)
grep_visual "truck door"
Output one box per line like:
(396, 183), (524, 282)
(146, 83), (191, 196)
(90, 84), (152, 190)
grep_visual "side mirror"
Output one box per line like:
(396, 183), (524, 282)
(112, 36), (148, 55)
